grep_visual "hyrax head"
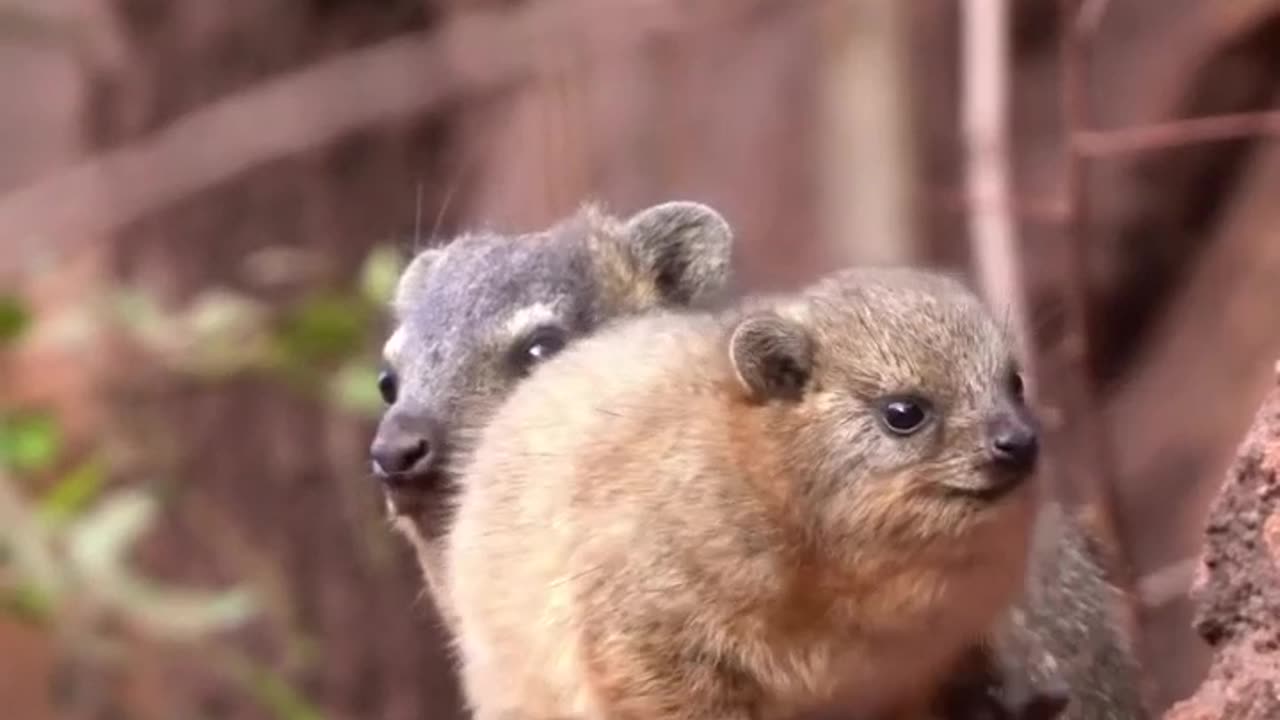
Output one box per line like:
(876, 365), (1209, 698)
(370, 201), (733, 524)
(726, 267), (1039, 546)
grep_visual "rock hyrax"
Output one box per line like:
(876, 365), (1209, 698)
(368, 200), (733, 617)
(446, 266), (1042, 720)
(974, 501), (1150, 720)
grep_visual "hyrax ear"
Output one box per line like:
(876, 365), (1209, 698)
(729, 312), (814, 402)
(622, 201), (733, 304)
(392, 247), (444, 314)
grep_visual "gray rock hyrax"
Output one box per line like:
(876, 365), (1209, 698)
(368, 200), (733, 619)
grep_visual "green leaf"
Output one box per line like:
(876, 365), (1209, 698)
(0, 293), (31, 346)
(180, 290), (273, 376)
(242, 246), (325, 287)
(63, 488), (259, 640)
(327, 360), (384, 418)
(0, 583), (54, 625)
(107, 289), (174, 351)
(358, 245), (405, 306)
(0, 411), (62, 473)
(64, 488), (156, 577)
(186, 290), (266, 342)
(121, 585), (259, 640)
(226, 653), (326, 720)
(38, 456), (107, 526)
(273, 293), (373, 367)
(40, 306), (101, 353)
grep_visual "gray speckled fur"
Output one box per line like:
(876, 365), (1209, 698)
(389, 218), (603, 437)
(374, 200), (733, 619)
(928, 502), (1150, 720)
(1009, 502), (1150, 720)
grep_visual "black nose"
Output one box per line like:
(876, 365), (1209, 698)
(371, 436), (429, 475)
(988, 416), (1039, 471)
(370, 407), (443, 481)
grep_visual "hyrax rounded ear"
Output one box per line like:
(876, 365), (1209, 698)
(729, 312), (814, 402)
(392, 247), (444, 313)
(622, 201), (733, 305)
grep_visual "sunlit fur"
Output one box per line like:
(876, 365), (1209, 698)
(446, 267), (1041, 720)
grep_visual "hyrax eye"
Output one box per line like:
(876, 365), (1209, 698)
(514, 326), (568, 372)
(878, 397), (930, 436)
(1008, 370), (1026, 401)
(377, 369), (398, 405)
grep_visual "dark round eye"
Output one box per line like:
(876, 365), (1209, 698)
(515, 326), (568, 372)
(1008, 370), (1025, 401)
(377, 369), (398, 405)
(880, 398), (929, 436)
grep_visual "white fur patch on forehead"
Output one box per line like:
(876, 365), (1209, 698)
(503, 301), (563, 338)
(382, 326), (407, 363)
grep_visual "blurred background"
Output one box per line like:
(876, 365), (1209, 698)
(2, 0), (1279, 718)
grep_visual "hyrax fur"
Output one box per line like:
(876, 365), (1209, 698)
(369, 200), (733, 622)
(960, 502), (1150, 720)
(446, 267), (1043, 720)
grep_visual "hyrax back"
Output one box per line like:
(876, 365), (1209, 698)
(447, 267), (1043, 720)
(931, 501), (1149, 720)
(368, 201), (733, 617)
(997, 502), (1149, 720)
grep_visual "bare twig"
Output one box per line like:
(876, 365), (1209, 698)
(1058, 0), (1146, 680)
(1075, 109), (1280, 157)
(961, 0), (1033, 368)
(0, 468), (61, 595)
(1059, 9), (1092, 373)
(1136, 555), (1199, 610)
(941, 113), (1280, 218)
(931, 186), (1065, 225)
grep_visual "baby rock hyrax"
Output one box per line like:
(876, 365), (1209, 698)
(369, 201), (732, 619)
(446, 267), (1043, 720)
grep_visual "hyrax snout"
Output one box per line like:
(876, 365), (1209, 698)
(988, 408), (1038, 472)
(367, 200), (734, 616)
(446, 266), (1040, 720)
(971, 394), (1040, 498)
(369, 404), (444, 481)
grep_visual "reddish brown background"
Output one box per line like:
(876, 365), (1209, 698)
(3, 1), (1280, 718)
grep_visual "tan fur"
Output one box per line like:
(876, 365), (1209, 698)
(446, 267), (1040, 720)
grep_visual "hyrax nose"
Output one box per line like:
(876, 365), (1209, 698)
(370, 408), (443, 480)
(371, 435), (430, 475)
(987, 416), (1039, 471)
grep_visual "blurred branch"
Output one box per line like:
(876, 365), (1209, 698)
(1058, 0), (1145, 683)
(936, 107), (1280, 220)
(0, 466), (62, 598)
(0, 0), (803, 279)
(0, 462), (258, 639)
(960, 0), (1033, 368)
(819, 0), (919, 265)
(1075, 110), (1280, 157)
(1074, 0), (1114, 35)
(0, 3), (80, 47)
(931, 186), (1065, 226)
(1, 294), (259, 637)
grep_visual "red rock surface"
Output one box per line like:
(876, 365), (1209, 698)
(1163, 367), (1280, 719)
